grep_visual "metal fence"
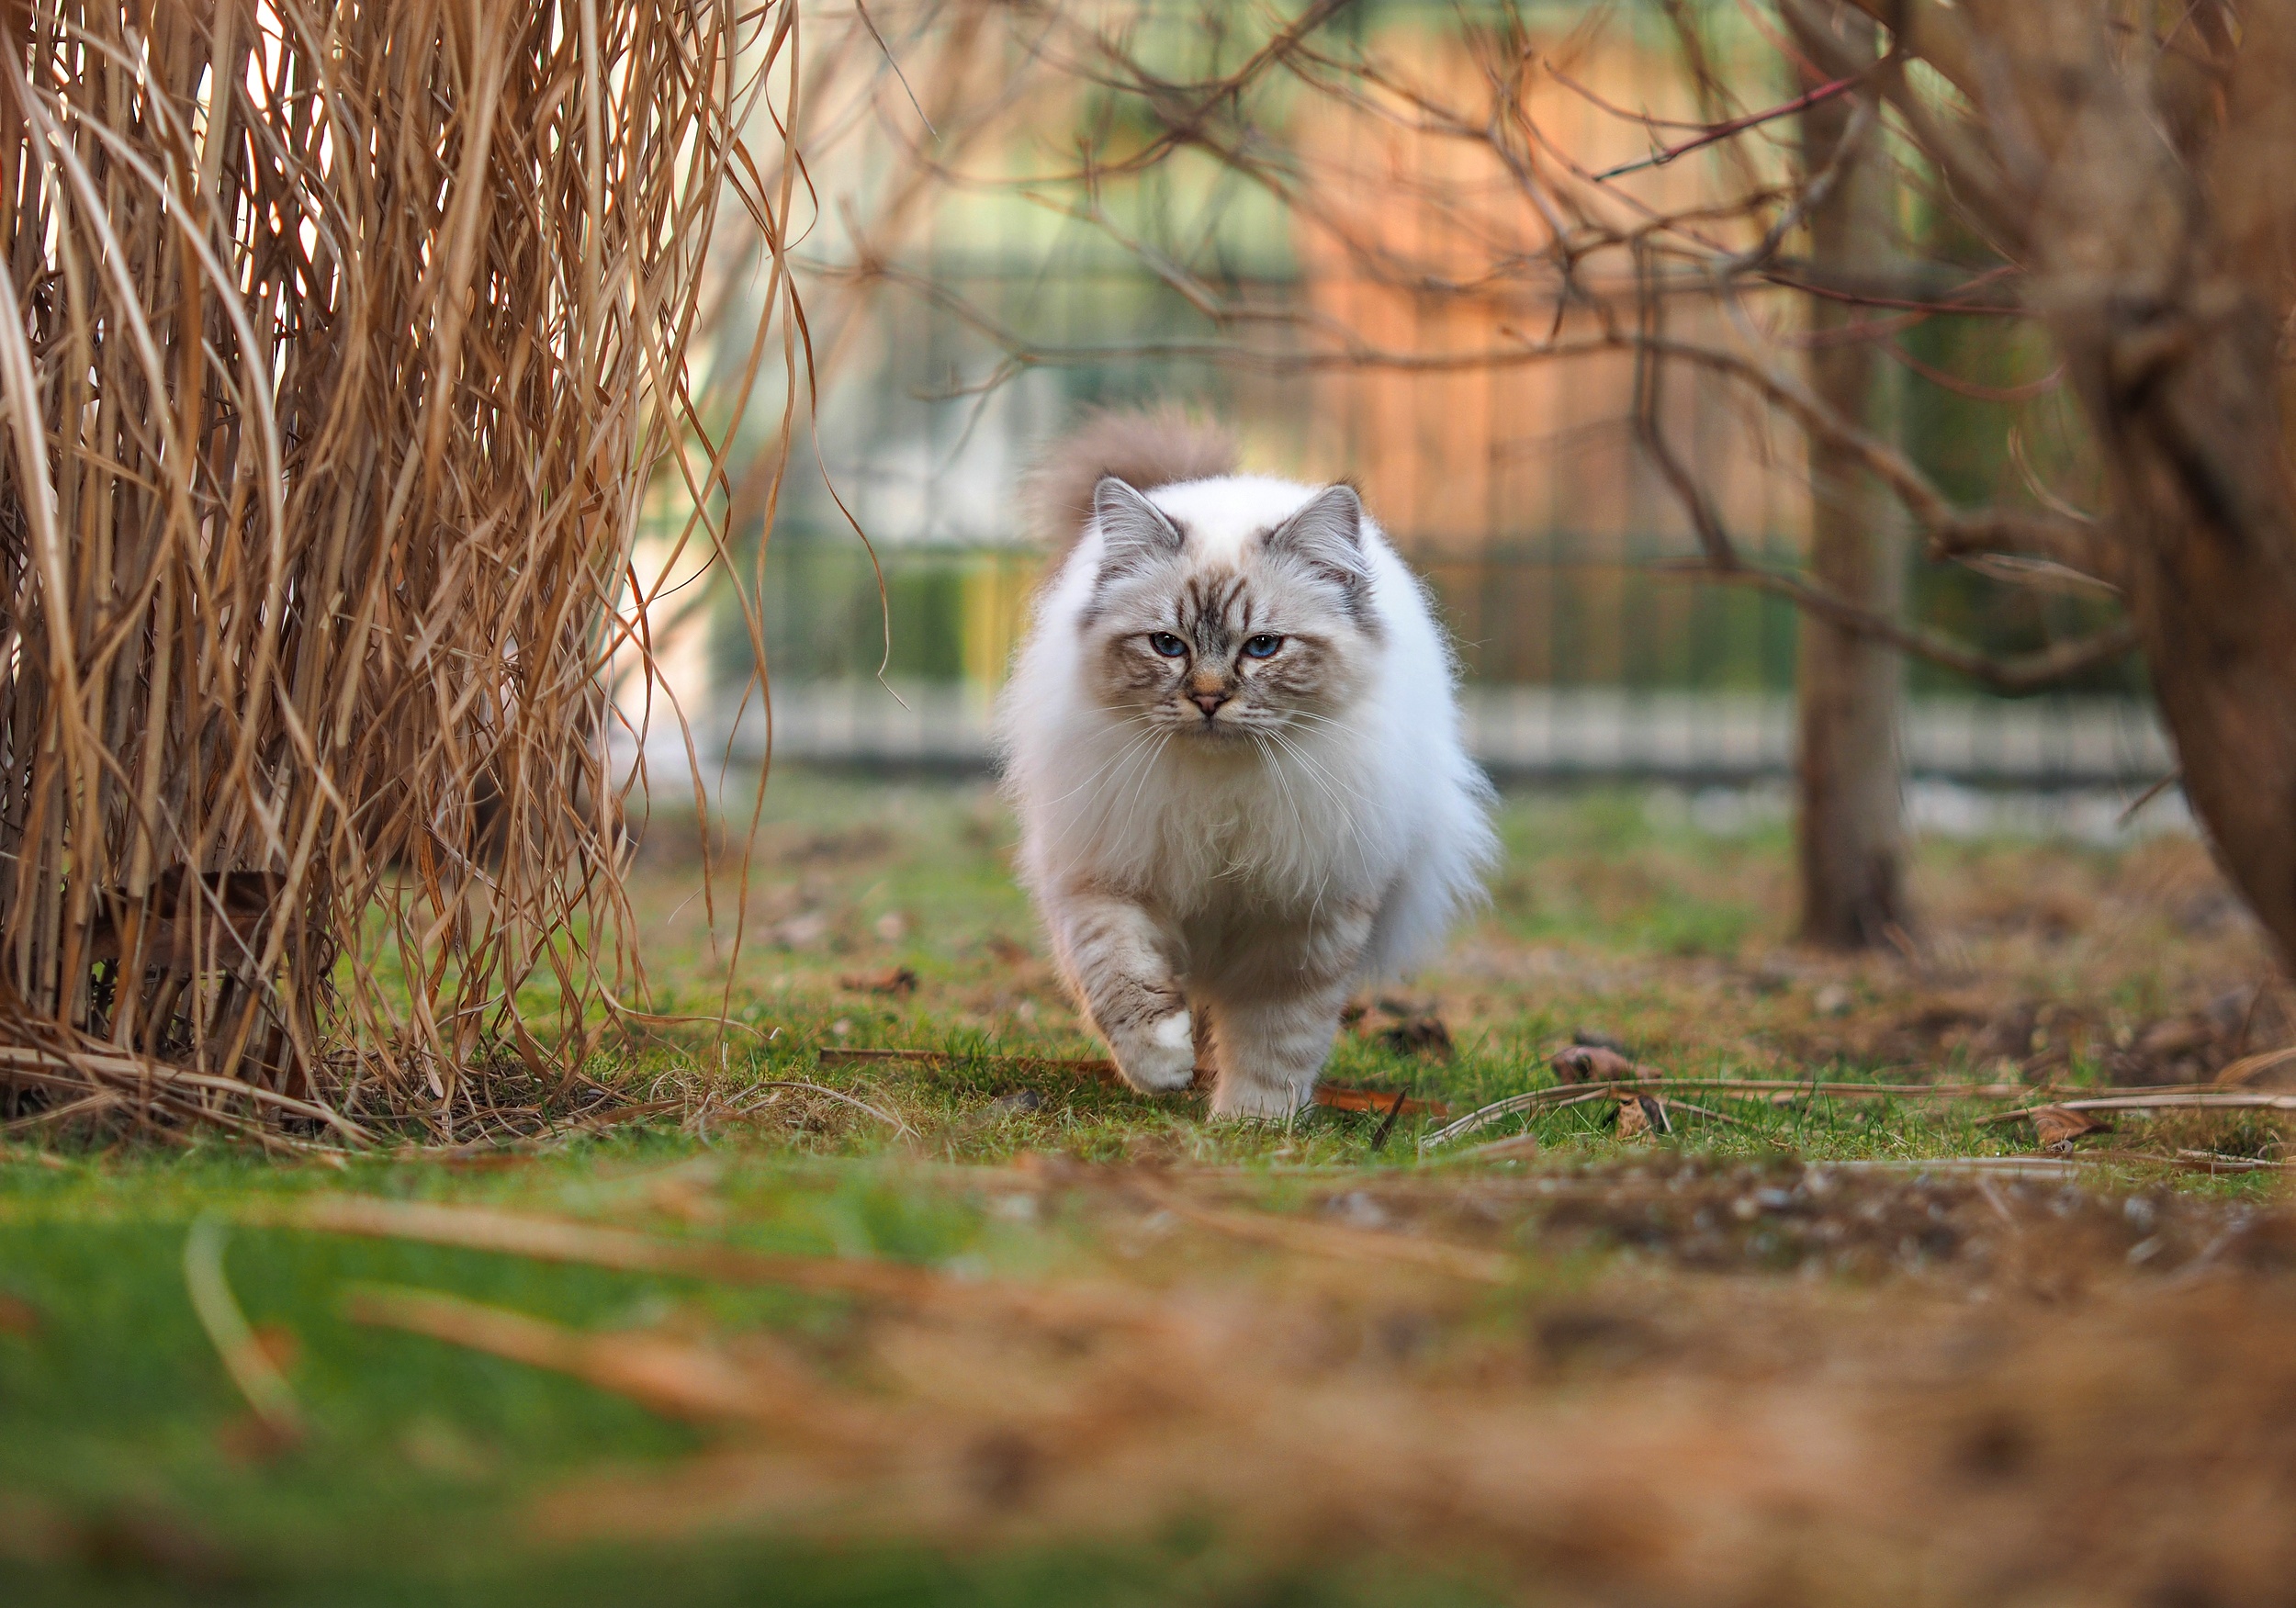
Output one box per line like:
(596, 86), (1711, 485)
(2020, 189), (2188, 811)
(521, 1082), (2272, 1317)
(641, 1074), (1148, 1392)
(701, 538), (2161, 787)
(700, 679), (2169, 787)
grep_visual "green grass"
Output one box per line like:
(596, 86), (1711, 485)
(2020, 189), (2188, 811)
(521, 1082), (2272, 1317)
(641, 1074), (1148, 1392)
(0, 1140), (1524, 1605)
(3, 774), (2281, 1602)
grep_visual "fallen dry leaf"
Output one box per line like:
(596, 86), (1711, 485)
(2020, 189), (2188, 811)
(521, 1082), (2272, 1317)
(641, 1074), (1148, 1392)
(2032, 1105), (2114, 1152)
(1378, 1016), (1454, 1058)
(1312, 1085), (1449, 1118)
(1615, 1093), (1671, 1140)
(1556, 1045), (1659, 1085)
(839, 966), (918, 997)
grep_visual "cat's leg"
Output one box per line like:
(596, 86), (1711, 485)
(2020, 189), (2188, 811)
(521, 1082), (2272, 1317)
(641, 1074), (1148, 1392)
(1046, 888), (1195, 1092)
(1204, 905), (1373, 1119)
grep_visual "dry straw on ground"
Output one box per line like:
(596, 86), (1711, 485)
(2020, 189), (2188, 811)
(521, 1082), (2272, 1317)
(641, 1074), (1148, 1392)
(0, 2), (795, 1145)
(305, 1171), (2296, 1607)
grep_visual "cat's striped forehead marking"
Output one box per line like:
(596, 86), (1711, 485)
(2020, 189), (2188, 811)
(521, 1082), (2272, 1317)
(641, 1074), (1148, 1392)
(1176, 568), (1252, 644)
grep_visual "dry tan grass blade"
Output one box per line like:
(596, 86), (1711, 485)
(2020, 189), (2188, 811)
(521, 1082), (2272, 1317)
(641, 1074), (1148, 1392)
(0, 2), (799, 1141)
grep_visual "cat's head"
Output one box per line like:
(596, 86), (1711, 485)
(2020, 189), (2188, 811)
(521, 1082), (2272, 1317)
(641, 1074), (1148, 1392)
(1075, 474), (1382, 740)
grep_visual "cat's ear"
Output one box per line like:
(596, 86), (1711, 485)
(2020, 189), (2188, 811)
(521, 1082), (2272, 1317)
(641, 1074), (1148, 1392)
(1266, 484), (1370, 602)
(1093, 476), (1185, 578)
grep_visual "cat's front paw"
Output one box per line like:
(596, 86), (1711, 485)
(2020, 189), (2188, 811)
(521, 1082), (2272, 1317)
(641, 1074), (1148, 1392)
(1109, 1008), (1198, 1092)
(1210, 1074), (1313, 1120)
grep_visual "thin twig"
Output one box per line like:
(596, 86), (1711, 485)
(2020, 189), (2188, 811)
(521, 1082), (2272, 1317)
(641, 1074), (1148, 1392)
(2118, 770), (2185, 826)
(1983, 1091), (2296, 1127)
(1423, 1078), (2035, 1149)
(1592, 75), (1858, 180)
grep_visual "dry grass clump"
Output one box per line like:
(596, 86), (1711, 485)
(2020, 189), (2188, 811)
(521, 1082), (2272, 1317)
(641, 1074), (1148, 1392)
(0, 2), (792, 1145)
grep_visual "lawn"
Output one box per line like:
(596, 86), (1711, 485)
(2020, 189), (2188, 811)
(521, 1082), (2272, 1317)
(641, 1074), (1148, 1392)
(5, 774), (2293, 1606)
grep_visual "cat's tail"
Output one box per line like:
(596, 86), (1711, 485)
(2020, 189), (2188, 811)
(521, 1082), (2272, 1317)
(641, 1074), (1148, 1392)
(1023, 406), (1238, 548)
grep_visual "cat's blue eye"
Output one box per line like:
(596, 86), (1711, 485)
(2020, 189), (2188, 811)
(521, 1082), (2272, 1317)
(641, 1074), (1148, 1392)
(1241, 634), (1283, 658)
(1149, 632), (1187, 658)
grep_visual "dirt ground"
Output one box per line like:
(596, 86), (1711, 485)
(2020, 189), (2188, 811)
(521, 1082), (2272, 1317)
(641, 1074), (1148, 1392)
(515, 1155), (2296, 1608)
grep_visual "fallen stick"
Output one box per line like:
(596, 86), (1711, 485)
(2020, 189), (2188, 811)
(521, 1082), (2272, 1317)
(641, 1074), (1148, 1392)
(814, 1045), (1450, 1118)
(1423, 1077), (2036, 1149)
(1666, 1098), (1750, 1129)
(2171, 1150), (2292, 1173)
(1828, 1156), (2084, 1178)
(1981, 1090), (2296, 1128)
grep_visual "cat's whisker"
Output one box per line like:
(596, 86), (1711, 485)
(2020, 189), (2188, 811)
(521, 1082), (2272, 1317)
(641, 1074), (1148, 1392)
(1262, 724), (1375, 825)
(1262, 725), (1375, 883)
(1250, 730), (1314, 871)
(1046, 721), (1168, 807)
(1107, 729), (1175, 852)
(1081, 734), (1166, 841)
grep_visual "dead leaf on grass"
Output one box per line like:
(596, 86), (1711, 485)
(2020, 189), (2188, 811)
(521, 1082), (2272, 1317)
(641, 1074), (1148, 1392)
(2032, 1105), (2113, 1153)
(839, 966), (918, 997)
(1309, 1085), (1449, 1117)
(1555, 1044), (1659, 1085)
(1378, 1016), (1454, 1058)
(1615, 1093), (1671, 1140)
(1347, 998), (1453, 1058)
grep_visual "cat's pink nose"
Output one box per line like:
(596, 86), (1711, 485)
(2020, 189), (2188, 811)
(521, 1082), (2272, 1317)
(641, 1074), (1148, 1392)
(1190, 690), (1229, 717)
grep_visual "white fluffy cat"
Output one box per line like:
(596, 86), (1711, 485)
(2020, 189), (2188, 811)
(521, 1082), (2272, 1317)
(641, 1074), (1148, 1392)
(996, 411), (1496, 1117)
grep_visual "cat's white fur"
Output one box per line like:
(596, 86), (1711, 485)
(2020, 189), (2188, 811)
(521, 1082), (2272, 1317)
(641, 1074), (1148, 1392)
(997, 430), (1496, 1117)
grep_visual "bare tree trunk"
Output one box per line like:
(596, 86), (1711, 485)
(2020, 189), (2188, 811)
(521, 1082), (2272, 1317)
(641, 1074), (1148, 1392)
(1815, 0), (2296, 972)
(1792, 9), (1908, 949)
(2010, 7), (2296, 973)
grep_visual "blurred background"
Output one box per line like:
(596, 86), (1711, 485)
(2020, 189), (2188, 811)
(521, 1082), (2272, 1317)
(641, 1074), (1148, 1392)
(625, 0), (2167, 819)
